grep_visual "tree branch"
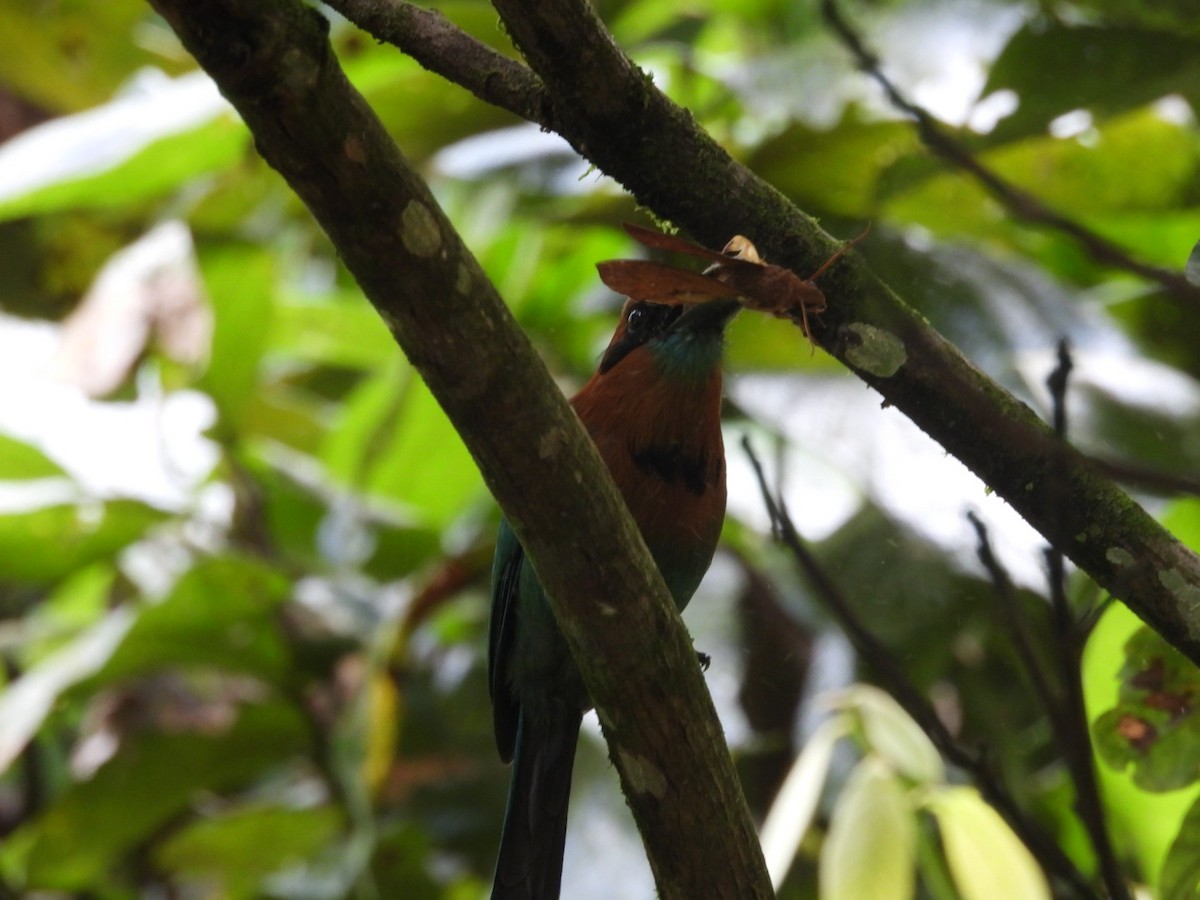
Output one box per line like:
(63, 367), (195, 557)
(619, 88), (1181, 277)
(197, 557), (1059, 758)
(144, 1), (770, 897)
(470, 0), (1200, 669)
(820, 0), (1200, 308)
(325, 0), (551, 126)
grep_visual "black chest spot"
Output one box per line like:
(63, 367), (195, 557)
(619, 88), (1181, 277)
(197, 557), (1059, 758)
(632, 443), (718, 496)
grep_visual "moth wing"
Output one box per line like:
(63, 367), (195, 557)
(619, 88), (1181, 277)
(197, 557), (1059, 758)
(596, 259), (744, 303)
(621, 223), (730, 263)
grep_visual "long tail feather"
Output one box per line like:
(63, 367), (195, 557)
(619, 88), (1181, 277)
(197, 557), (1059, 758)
(491, 705), (583, 900)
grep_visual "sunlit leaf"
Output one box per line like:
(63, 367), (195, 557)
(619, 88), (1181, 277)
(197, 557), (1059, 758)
(364, 669), (402, 798)
(820, 756), (916, 900)
(924, 786), (1051, 900)
(0, 607), (134, 774)
(0, 433), (66, 480)
(0, 104), (245, 222)
(1093, 626), (1200, 791)
(0, 3), (178, 111)
(1083, 601), (1198, 889)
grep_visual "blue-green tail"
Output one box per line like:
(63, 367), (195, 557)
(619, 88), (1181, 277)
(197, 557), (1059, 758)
(491, 705), (583, 900)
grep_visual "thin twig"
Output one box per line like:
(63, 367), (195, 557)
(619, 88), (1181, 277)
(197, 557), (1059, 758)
(966, 511), (1062, 715)
(741, 436), (1094, 899)
(1086, 455), (1200, 498)
(1043, 345), (1132, 900)
(820, 0), (1200, 308)
(1047, 339), (1073, 441)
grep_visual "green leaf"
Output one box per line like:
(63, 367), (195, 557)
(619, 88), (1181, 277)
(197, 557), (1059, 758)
(239, 454), (439, 577)
(924, 786), (1050, 900)
(3, 701), (307, 890)
(0, 3), (176, 112)
(197, 242), (276, 434)
(0, 433), (67, 479)
(748, 115), (918, 219)
(1092, 626), (1200, 791)
(725, 310), (842, 373)
(272, 290), (396, 371)
(820, 756), (916, 900)
(323, 363), (483, 526)
(155, 804), (344, 897)
(89, 556), (293, 686)
(1164, 499), (1200, 551)
(0, 498), (166, 587)
(982, 23), (1200, 143)
(0, 114), (249, 223)
(885, 107), (1198, 242)
(1083, 602), (1198, 887)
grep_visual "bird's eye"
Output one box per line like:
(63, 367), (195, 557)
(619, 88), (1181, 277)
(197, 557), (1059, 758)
(626, 304), (647, 334)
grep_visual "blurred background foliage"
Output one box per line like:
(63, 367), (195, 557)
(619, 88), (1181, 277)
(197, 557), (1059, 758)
(0, 0), (1199, 897)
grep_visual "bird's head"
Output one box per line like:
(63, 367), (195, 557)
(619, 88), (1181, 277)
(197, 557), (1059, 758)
(597, 297), (741, 381)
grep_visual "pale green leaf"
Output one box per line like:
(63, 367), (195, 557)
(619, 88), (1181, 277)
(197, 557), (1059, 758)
(0, 607), (133, 774)
(761, 717), (847, 888)
(0, 76), (243, 222)
(834, 684), (945, 784)
(820, 757), (916, 900)
(924, 786), (1051, 900)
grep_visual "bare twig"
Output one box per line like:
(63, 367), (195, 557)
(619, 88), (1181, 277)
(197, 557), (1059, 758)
(1043, 345), (1131, 900)
(1085, 456), (1200, 498)
(1047, 339), (1074, 441)
(820, 0), (1200, 308)
(742, 436), (1094, 898)
(966, 511), (1061, 715)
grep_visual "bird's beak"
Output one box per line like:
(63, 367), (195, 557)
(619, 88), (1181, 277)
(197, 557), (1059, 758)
(672, 297), (742, 335)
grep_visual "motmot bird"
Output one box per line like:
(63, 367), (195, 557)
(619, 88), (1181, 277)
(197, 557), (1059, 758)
(488, 295), (740, 900)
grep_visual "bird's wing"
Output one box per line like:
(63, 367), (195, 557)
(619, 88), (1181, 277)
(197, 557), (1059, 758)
(488, 518), (524, 763)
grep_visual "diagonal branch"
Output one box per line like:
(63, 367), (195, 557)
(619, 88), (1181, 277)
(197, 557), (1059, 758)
(145, 2), (771, 898)
(820, 0), (1200, 308)
(477, 0), (1200, 670)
